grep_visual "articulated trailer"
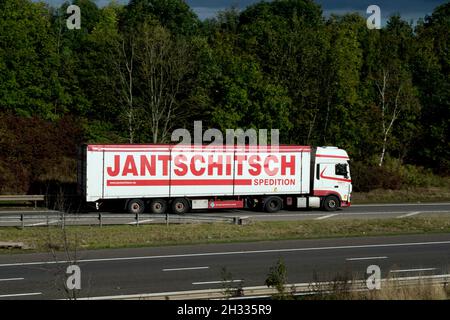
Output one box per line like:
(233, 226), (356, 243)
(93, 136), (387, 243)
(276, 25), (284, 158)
(78, 144), (352, 214)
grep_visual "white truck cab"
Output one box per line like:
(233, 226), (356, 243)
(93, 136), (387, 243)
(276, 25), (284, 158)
(313, 147), (352, 210)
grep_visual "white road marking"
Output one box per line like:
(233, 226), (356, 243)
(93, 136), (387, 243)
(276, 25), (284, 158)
(315, 214), (339, 220)
(193, 280), (243, 285)
(351, 203), (450, 207)
(346, 256), (388, 261)
(342, 210), (450, 215)
(1, 240), (450, 268)
(247, 213), (324, 218)
(390, 268), (437, 273)
(0, 292), (42, 298)
(163, 266), (209, 272)
(127, 219), (154, 225)
(397, 211), (421, 218)
(0, 278), (24, 282)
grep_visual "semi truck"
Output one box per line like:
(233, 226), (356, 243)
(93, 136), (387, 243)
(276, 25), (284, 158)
(78, 144), (352, 214)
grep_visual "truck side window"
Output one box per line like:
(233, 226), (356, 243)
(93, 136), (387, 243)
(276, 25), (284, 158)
(335, 163), (348, 177)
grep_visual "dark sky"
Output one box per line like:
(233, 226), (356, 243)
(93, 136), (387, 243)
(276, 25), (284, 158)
(43, 0), (447, 22)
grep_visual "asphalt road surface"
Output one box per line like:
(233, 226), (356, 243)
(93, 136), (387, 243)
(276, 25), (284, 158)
(0, 202), (450, 226)
(0, 233), (449, 299)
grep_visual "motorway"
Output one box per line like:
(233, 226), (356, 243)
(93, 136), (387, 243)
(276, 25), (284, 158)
(0, 233), (449, 299)
(0, 202), (450, 226)
(0, 202), (450, 299)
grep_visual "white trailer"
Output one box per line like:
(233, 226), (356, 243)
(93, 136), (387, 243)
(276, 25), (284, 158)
(78, 145), (352, 214)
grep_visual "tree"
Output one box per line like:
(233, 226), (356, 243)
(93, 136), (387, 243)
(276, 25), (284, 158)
(411, 3), (450, 173)
(0, 0), (60, 118)
(109, 27), (139, 143)
(125, 0), (200, 36)
(136, 22), (193, 143)
(370, 16), (420, 166)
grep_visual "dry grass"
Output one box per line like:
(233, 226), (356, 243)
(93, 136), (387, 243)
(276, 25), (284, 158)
(1, 217), (450, 254)
(303, 271), (450, 300)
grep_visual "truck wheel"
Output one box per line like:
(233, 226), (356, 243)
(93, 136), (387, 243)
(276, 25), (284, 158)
(127, 199), (145, 214)
(171, 198), (190, 215)
(322, 195), (340, 212)
(264, 196), (283, 213)
(150, 199), (167, 214)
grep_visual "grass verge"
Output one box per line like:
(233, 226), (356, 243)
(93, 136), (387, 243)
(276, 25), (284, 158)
(1, 217), (450, 254)
(352, 187), (450, 204)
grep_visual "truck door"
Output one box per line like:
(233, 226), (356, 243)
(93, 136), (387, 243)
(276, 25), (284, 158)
(314, 162), (351, 202)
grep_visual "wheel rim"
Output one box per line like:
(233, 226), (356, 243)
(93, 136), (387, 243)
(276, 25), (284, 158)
(269, 201), (277, 209)
(176, 203), (185, 212)
(132, 203), (140, 212)
(328, 200), (336, 208)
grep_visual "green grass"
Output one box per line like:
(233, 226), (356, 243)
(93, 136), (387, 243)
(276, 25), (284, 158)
(1, 217), (450, 254)
(352, 187), (450, 204)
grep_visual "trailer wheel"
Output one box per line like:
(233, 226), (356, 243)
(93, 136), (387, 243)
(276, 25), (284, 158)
(150, 199), (167, 214)
(322, 195), (340, 212)
(264, 196), (283, 213)
(171, 198), (190, 215)
(127, 199), (145, 214)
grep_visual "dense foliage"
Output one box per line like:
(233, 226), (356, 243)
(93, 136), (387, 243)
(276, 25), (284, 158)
(0, 0), (449, 193)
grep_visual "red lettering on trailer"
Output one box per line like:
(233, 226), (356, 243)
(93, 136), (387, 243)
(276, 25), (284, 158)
(281, 155), (296, 175)
(106, 153), (299, 178)
(107, 155), (120, 177)
(174, 154), (188, 176)
(122, 155), (138, 176)
(253, 178), (296, 186)
(208, 155), (223, 175)
(264, 155), (279, 176)
(225, 155), (232, 176)
(248, 155), (261, 176)
(159, 155), (171, 176)
(140, 155), (156, 176)
(190, 155), (205, 176)
(235, 155), (247, 175)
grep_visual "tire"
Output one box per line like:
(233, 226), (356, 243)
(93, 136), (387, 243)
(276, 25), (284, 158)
(263, 196), (283, 213)
(150, 199), (167, 214)
(171, 198), (190, 215)
(127, 199), (145, 214)
(322, 195), (340, 212)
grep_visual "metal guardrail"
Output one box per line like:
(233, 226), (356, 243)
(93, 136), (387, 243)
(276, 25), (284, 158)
(0, 211), (246, 228)
(79, 274), (450, 300)
(0, 195), (45, 209)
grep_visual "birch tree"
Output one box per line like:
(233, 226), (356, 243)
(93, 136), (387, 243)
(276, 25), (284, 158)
(110, 32), (138, 143)
(375, 67), (419, 166)
(136, 23), (191, 143)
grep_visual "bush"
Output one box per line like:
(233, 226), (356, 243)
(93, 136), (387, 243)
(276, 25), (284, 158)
(351, 158), (450, 192)
(351, 161), (403, 192)
(0, 112), (84, 194)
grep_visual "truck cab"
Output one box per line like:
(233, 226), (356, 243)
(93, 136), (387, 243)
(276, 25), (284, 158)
(313, 147), (352, 211)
